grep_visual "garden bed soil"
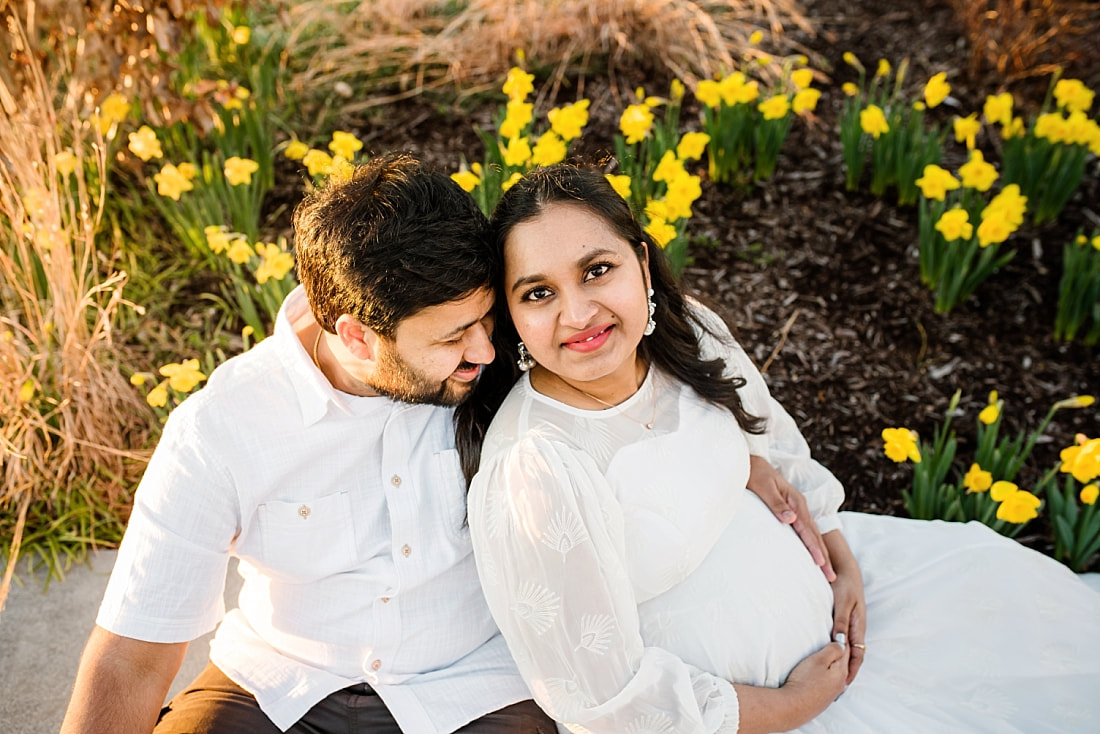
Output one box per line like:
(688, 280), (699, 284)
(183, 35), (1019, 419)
(273, 0), (1098, 559)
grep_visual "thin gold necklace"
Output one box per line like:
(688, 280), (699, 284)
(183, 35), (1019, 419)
(561, 372), (658, 430)
(312, 327), (324, 371)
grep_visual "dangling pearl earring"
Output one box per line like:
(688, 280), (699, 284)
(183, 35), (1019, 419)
(517, 341), (536, 371)
(644, 288), (657, 336)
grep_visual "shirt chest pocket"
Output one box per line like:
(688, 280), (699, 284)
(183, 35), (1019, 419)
(257, 491), (357, 583)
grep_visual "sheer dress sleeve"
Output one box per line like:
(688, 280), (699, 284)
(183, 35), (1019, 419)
(691, 301), (845, 534)
(469, 434), (740, 733)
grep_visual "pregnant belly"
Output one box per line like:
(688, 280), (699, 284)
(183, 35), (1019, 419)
(636, 493), (834, 687)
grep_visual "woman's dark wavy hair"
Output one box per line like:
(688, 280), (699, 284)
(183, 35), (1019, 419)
(293, 152), (495, 337)
(455, 164), (764, 483)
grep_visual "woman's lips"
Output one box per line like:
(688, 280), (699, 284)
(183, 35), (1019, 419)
(562, 324), (613, 352)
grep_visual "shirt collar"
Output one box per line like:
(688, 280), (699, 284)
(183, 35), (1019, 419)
(275, 286), (395, 426)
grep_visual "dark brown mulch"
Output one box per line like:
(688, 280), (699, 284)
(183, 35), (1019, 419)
(289, 0), (1098, 562)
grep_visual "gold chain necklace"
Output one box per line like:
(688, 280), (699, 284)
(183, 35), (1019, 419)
(563, 374), (658, 430)
(312, 327), (324, 371)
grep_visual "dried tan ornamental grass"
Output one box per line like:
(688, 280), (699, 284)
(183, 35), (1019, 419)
(0, 7), (150, 616)
(287, 0), (813, 113)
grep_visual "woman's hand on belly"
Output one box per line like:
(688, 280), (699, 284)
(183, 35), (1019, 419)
(733, 641), (850, 734)
(825, 529), (866, 684)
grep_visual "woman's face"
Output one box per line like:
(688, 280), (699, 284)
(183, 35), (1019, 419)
(502, 202), (650, 394)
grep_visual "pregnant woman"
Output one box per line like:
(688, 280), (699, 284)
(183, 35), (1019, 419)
(457, 165), (1100, 733)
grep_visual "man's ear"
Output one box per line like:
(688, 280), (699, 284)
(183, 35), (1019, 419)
(335, 314), (380, 363)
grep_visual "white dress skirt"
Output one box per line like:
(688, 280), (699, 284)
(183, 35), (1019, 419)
(468, 309), (1100, 733)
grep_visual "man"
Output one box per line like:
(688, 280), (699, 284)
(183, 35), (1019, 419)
(60, 154), (555, 733)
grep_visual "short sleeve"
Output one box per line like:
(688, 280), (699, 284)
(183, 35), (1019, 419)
(96, 399), (238, 642)
(469, 436), (739, 733)
(691, 300), (845, 533)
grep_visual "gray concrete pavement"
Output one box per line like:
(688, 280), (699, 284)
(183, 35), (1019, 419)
(0, 550), (241, 734)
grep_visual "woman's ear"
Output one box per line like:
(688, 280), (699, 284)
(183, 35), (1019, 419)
(335, 314), (380, 363)
(640, 241), (652, 290)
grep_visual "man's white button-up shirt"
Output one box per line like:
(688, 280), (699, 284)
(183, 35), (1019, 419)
(97, 287), (530, 732)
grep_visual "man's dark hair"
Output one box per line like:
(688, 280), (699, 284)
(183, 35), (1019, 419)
(455, 164), (764, 483)
(293, 152), (496, 337)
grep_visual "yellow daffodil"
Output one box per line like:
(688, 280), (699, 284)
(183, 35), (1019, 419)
(204, 225), (233, 254)
(224, 156), (260, 186)
(841, 82), (860, 97)
(127, 125), (163, 161)
(976, 211), (1014, 248)
(501, 172), (524, 192)
(958, 149), (997, 192)
(924, 72), (951, 108)
(1034, 112), (1067, 143)
(1001, 116), (1025, 140)
(232, 26), (251, 45)
(1053, 78), (1094, 114)
(996, 488), (1041, 524)
(159, 358), (207, 393)
(502, 67), (534, 101)
(451, 168), (481, 193)
(791, 68), (814, 90)
(284, 140), (309, 160)
(749, 30), (763, 45)
(979, 403), (1000, 425)
(860, 105), (890, 139)
(146, 382), (169, 408)
(154, 163), (195, 201)
(18, 378), (35, 403)
(1061, 436), (1100, 484)
(1064, 110), (1094, 147)
(96, 93), (130, 135)
(547, 99), (590, 142)
(696, 79), (723, 109)
(875, 58), (891, 78)
(605, 174), (631, 200)
(619, 103), (655, 144)
(758, 94), (791, 121)
(54, 150), (77, 177)
(981, 184), (1027, 228)
(963, 463), (993, 493)
(499, 100), (534, 140)
(676, 131), (710, 161)
(254, 242), (295, 284)
(329, 131), (363, 161)
(329, 155), (355, 182)
(983, 92), (1013, 127)
(177, 162), (198, 180)
(303, 149), (334, 177)
(990, 480), (1018, 502)
(646, 217), (677, 247)
(129, 373), (146, 386)
(227, 238), (254, 264)
(842, 51), (864, 72)
(1081, 484), (1099, 505)
(652, 151), (686, 183)
(501, 136), (532, 167)
(934, 208), (972, 242)
(531, 131), (568, 166)
(1094, 238), (1100, 252)
(882, 427), (921, 463)
(719, 73), (759, 105)
(793, 88), (821, 115)
(663, 172), (702, 221)
(954, 113), (980, 150)
(670, 79), (685, 101)
(915, 164), (960, 201)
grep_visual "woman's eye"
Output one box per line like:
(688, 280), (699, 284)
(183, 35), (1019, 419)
(523, 286), (553, 302)
(584, 263), (611, 281)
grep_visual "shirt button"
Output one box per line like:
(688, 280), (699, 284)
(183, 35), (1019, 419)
(297, 505), (311, 519)
(401, 544), (411, 557)
(391, 475), (402, 487)
(380, 596), (390, 603)
(371, 659), (382, 671)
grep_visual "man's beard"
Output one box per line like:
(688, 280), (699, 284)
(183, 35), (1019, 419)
(365, 343), (480, 407)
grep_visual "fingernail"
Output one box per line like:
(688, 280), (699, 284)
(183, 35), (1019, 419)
(780, 510), (796, 522)
(834, 632), (846, 647)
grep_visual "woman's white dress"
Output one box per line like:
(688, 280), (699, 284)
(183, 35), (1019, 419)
(468, 306), (1100, 733)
